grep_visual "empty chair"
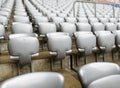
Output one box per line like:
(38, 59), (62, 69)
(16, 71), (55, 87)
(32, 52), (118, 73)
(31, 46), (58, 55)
(51, 17), (64, 31)
(78, 62), (120, 88)
(47, 13), (57, 20)
(74, 32), (97, 63)
(65, 17), (77, 23)
(1, 72), (64, 88)
(94, 31), (111, 36)
(92, 23), (105, 32)
(105, 23), (117, 35)
(92, 23), (105, 31)
(1, 8), (11, 12)
(0, 11), (10, 19)
(109, 18), (117, 23)
(88, 75), (120, 88)
(105, 23), (117, 32)
(97, 31), (115, 61)
(13, 16), (30, 23)
(77, 17), (88, 23)
(38, 23), (57, 37)
(34, 16), (48, 27)
(0, 24), (5, 54)
(76, 23), (91, 31)
(99, 18), (109, 24)
(8, 36), (39, 74)
(38, 23), (57, 49)
(0, 16), (8, 28)
(89, 18), (99, 25)
(12, 22), (33, 34)
(30, 12), (43, 19)
(14, 11), (27, 16)
(60, 23), (76, 37)
(47, 32), (72, 70)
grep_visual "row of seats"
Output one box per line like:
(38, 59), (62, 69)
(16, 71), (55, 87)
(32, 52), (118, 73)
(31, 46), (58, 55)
(8, 22), (120, 35)
(6, 30), (120, 72)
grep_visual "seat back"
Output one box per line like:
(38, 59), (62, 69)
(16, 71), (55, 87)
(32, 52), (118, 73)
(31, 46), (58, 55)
(105, 23), (117, 31)
(0, 11), (10, 18)
(14, 11), (27, 16)
(109, 18), (117, 23)
(78, 62), (120, 88)
(65, 17), (77, 23)
(8, 37), (39, 65)
(89, 18), (99, 24)
(77, 18), (88, 23)
(98, 33), (115, 52)
(47, 34), (71, 59)
(0, 16), (8, 27)
(92, 23), (105, 31)
(14, 16), (30, 23)
(99, 18), (109, 24)
(1, 72), (64, 88)
(12, 22), (33, 34)
(34, 17), (48, 24)
(51, 17), (64, 31)
(60, 23), (76, 37)
(76, 23), (91, 31)
(38, 23), (56, 36)
(88, 75), (120, 88)
(9, 33), (38, 39)
(75, 33), (96, 55)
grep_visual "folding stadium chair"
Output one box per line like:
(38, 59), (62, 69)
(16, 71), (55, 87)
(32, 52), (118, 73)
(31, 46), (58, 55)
(78, 62), (120, 88)
(96, 31), (115, 61)
(88, 75), (120, 88)
(47, 32), (72, 70)
(51, 17), (64, 31)
(1, 72), (64, 88)
(65, 17), (77, 23)
(74, 32), (98, 64)
(38, 22), (57, 50)
(60, 23), (76, 37)
(8, 36), (39, 75)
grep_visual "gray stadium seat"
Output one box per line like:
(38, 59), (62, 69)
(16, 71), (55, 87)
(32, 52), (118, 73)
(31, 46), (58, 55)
(88, 75), (120, 88)
(8, 36), (39, 74)
(1, 72), (64, 88)
(78, 62), (120, 88)
(47, 32), (72, 70)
